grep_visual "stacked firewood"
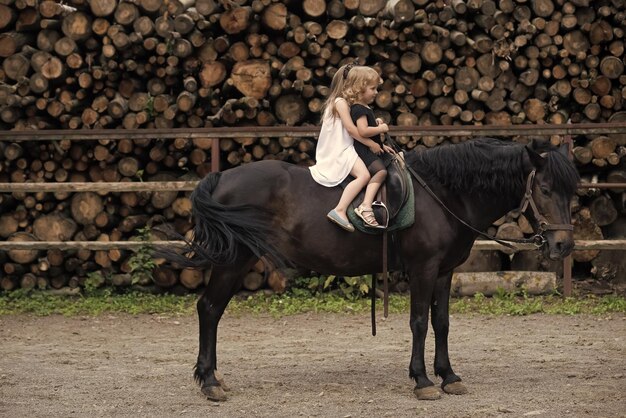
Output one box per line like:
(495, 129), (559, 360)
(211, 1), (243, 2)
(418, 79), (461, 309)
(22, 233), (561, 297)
(1, 1), (625, 134)
(0, 0), (625, 291)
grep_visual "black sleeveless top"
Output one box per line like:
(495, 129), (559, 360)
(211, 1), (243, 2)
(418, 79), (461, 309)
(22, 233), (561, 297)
(350, 103), (391, 167)
(350, 104), (382, 145)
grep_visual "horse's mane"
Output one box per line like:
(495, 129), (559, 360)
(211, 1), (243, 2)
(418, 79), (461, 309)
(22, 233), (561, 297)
(404, 137), (579, 198)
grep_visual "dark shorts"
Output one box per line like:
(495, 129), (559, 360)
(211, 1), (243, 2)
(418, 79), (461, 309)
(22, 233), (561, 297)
(354, 141), (394, 168)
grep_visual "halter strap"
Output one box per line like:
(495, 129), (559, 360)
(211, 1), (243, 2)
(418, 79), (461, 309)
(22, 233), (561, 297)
(517, 169), (574, 236)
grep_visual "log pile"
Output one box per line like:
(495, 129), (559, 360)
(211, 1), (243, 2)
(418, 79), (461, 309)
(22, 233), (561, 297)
(0, 0), (624, 292)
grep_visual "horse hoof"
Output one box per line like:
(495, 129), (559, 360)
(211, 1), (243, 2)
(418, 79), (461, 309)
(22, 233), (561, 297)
(414, 386), (441, 400)
(202, 384), (227, 401)
(214, 370), (231, 392)
(443, 381), (468, 395)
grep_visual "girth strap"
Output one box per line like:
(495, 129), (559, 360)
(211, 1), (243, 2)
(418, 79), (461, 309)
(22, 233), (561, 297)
(382, 184), (389, 318)
(371, 184), (390, 337)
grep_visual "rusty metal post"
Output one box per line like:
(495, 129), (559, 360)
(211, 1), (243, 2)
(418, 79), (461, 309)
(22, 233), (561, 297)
(562, 130), (573, 297)
(211, 138), (220, 173)
(563, 255), (572, 297)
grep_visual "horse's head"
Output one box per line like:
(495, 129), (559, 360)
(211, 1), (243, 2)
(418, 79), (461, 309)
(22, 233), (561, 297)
(522, 143), (580, 260)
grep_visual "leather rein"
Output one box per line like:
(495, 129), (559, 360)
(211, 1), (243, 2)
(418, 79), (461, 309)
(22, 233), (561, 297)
(385, 135), (573, 249)
(371, 136), (574, 336)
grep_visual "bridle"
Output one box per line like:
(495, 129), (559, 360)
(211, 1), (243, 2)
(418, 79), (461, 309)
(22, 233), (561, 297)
(517, 169), (574, 247)
(385, 135), (573, 250)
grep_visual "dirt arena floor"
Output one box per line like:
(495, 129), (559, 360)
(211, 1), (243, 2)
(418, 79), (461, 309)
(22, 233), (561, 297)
(0, 312), (624, 418)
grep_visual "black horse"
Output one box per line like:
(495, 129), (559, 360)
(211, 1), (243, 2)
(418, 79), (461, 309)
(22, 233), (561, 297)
(164, 138), (579, 401)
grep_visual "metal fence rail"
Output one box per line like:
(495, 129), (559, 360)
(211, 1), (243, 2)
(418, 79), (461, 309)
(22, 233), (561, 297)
(1, 122), (626, 140)
(1, 123), (625, 296)
(0, 181), (624, 193)
(0, 240), (624, 251)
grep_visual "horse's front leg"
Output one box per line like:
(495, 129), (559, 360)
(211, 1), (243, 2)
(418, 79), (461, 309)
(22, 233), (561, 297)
(408, 264), (441, 400)
(431, 270), (467, 395)
(195, 250), (257, 401)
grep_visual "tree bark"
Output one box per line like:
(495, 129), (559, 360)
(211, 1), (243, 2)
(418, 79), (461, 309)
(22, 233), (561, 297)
(451, 271), (556, 297)
(180, 268), (204, 289)
(33, 213), (78, 241)
(573, 208), (603, 263)
(589, 194), (618, 227)
(7, 232), (40, 264)
(71, 192), (104, 225)
(243, 271), (265, 291)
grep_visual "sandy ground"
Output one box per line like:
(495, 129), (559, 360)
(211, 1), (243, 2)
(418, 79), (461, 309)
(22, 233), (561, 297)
(0, 312), (624, 418)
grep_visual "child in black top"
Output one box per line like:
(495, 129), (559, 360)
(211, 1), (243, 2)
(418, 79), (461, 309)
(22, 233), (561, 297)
(343, 66), (394, 228)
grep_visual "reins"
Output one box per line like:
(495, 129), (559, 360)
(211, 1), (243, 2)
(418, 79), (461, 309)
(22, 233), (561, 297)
(384, 135), (572, 249)
(371, 136), (573, 336)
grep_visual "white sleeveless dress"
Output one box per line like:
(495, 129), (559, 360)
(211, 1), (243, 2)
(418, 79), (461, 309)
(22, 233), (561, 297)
(309, 99), (359, 187)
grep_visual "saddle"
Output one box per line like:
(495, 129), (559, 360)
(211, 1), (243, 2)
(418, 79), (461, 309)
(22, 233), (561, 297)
(342, 153), (413, 233)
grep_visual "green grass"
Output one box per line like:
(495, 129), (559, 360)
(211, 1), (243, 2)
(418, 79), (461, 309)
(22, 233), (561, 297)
(451, 292), (626, 316)
(0, 288), (624, 317)
(0, 289), (197, 316)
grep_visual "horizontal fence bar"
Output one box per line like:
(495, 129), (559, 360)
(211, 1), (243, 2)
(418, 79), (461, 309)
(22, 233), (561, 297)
(0, 241), (186, 251)
(473, 240), (626, 251)
(0, 240), (624, 251)
(1, 182), (625, 194)
(1, 122), (626, 141)
(0, 181), (198, 193)
(577, 183), (626, 189)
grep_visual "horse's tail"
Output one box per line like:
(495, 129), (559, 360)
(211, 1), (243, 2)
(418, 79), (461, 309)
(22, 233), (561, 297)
(157, 172), (284, 269)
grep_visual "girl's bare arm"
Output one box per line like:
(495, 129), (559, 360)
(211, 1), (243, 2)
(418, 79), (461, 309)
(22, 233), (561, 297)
(355, 116), (383, 154)
(355, 117), (387, 138)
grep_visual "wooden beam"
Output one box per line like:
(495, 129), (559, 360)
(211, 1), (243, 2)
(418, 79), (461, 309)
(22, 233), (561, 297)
(0, 241), (187, 251)
(577, 183), (626, 189)
(473, 240), (626, 251)
(1, 122), (625, 141)
(0, 181), (198, 192)
(451, 271), (556, 297)
(0, 240), (623, 251)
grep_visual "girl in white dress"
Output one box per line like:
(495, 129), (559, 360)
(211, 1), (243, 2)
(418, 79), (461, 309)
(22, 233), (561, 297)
(309, 63), (371, 232)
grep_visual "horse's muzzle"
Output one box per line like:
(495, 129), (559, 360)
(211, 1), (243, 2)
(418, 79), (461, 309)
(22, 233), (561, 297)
(545, 232), (574, 260)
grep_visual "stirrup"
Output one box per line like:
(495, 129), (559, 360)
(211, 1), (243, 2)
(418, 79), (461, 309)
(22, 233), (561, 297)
(372, 201), (389, 228)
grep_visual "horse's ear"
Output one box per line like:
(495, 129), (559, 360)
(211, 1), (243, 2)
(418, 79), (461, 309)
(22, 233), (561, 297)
(525, 146), (545, 168)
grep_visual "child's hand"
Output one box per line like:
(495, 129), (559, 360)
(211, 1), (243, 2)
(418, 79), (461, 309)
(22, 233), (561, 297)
(383, 144), (395, 154)
(376, 117), (385, 126)
(378, 123), (389, 133)
(369, 143), (383, 154)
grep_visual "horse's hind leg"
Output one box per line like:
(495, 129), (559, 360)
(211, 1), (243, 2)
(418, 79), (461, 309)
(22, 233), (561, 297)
(195, 248), (257, 401)
(431, 271), (467, 395)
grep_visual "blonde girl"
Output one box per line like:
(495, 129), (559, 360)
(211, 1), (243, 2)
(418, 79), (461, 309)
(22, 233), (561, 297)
(309, 63), (371, 232)
(344, 66), (393, 228)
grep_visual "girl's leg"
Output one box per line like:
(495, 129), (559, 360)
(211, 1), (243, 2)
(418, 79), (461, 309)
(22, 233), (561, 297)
(356, 160), (387, 227)
(362, 160), (387, 208)
(332, 158), (370, 220)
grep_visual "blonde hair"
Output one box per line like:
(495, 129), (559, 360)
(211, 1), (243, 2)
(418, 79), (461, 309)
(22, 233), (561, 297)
(343, 66), (381, 105)
(320, 64), (351, 119)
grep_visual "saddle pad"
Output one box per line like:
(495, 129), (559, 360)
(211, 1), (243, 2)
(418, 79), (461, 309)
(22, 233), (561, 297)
(347, 168), (415, 235)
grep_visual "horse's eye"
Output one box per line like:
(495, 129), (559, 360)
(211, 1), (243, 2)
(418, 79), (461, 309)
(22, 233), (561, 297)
(540, 187), (550, 195)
